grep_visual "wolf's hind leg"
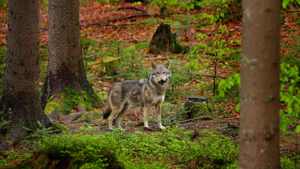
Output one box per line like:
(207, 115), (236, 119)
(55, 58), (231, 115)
(115, 103), (128, 130)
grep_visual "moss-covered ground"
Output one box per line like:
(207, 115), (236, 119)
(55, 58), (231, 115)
(0, 0), (299, 168)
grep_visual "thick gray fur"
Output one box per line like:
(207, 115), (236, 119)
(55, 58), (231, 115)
(102, 64), (171, 130)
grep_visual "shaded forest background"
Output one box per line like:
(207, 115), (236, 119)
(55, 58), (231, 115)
(0, 0), (299, 169)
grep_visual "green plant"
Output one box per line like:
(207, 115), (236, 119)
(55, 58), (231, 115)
(151, 0), (179, 7)
(188, 131), (238, 165)
(0, 0), (6, 8)
(192, 36), (240, 62)
(282, 0), (300, 9)
(83, 40), (148, 80)
(197, 0), (241, 22)
(216, 73), (240, 100)
(206, 39), (238, 61)
(0, 159), (7, 167)
(280, 62), (300, 132)
(142, 17), (160, 25)
(115, 45), (148, 80)
(216, 59), (300, 132)
(281, 156), (299, 169)
(168, 60), (186, 87)
(194, 13), (218, 27)
(150, 0), (202, 11)
(0, 150), (33, 168)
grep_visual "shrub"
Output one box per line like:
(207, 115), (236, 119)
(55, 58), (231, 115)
(281, 155), (300, 169)
(280, 62), (300, 132)
(196, 0), (241, 22)
(216, 73), (240, 100)
(282, 0), (300, 9)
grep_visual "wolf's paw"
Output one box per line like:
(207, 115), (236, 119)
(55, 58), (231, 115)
(144, 126), (153, 131)
(106, 128), (114, 132)
(117, 127), (125, 132)
(159, 125), (166, 130)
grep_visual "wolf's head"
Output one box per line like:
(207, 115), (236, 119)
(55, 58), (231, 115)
(150, 63), (171, 86)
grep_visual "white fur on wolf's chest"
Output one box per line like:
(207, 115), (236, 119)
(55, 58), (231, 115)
(151, 94), (165, 104)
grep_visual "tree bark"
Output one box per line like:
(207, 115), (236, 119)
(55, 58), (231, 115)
(42, 0), (95, 108)
(1, 0), (51, 140)
(240, 0), (281, 169)
(149, 23), (186, 54)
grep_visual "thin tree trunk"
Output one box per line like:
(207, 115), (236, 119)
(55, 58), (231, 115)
(2, 0), (51, 140)
(240, 0), (281, 169)
(42, 0), (95, 108)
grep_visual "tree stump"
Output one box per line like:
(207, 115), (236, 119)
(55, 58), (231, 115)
(149, 23), (186, 54)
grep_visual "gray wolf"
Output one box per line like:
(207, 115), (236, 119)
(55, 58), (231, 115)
(102, 64), (171, 130)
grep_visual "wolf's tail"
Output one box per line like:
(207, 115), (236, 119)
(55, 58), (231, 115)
(102, 104), (112, 119)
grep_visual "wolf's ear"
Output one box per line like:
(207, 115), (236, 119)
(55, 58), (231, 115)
(151, 63), (157, 69)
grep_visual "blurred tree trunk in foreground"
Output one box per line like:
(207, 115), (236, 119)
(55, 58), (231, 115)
(240, 0), (281, 169)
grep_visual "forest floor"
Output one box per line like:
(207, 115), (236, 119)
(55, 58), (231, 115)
(0, 1), (299, 169)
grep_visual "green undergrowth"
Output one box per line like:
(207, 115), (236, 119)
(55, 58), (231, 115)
(215, 56), (300, 133)
(37, 128), (239, 169)
(44, 87), (100, 115)
(1, 127), (298, 169)
(280, 155), (300, 169)
(82, 39), (148, 81)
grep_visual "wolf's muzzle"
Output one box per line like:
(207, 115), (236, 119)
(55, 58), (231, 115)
(159, 79), (168, 85)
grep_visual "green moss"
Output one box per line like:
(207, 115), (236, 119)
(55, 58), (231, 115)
(45, 87), (98, 114)
(44, 98), (61, 114)
(2, 128), (299, 169)
(37, 128), (238, 169)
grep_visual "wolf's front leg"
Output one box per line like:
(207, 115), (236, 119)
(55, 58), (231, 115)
(156, 103), (166, 130)
(115, 116), (124, 131)
(108, 114), (114, 130)
(143, 106), (150, 129)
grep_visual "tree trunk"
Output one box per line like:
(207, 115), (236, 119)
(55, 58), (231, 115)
(149, 23), (186, 54)
(42, 0), (95, 108)
(239, 0), (281, 169)
(1, 0), (51, 140)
